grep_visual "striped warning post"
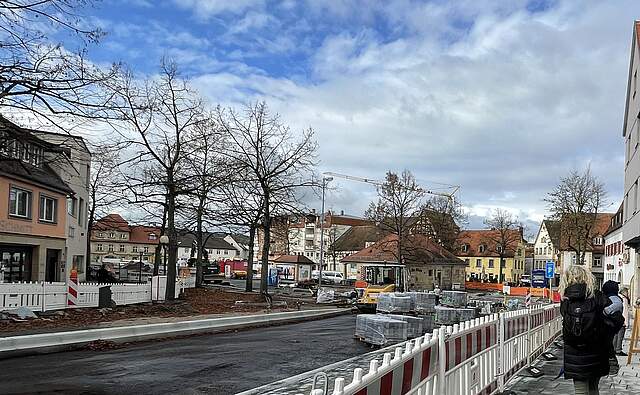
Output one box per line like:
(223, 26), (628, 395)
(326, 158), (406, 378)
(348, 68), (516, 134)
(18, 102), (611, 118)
(67, 268), (78, 306)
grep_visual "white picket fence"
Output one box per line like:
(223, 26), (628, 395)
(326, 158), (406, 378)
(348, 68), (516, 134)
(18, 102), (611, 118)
(0, 276), (195, 312)
(309, 304), (562, 395)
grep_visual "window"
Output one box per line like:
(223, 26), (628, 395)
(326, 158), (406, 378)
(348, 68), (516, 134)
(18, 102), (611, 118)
(217, 249), (221, 254)
(78, 198), (84, 227)
(133, 246), (138, 253)
(9, 186), (32, 218)
(119, 245), (125, 252)
(149, 233), (157, 241)
(97, 244), (103, 252)
(593, 237), (603, 246)
(496, 245), (503, 253)
(69, 226), (75, 238)
(476, 259), (482, 268)
(635, 181), (639, 213)
(461, 244), (468, 253)
(594, 257), (602, 267)
(143, 246), (149, 253)
(97, 232), (104, 238)
(109, 232), (115, 238)
(224, 250), (228, 255)
(464, 258), (470, 266)
(39, 194), (57, 223)
(120, 233), (127, 239)
(479, 244), (486, 253)
(488, 259), (494, 268)
(108, 244), (114, 252)
(67, 197), (77, 217)
(572, 254), (577, 265)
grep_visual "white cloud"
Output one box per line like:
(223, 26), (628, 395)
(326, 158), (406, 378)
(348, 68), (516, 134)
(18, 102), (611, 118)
(173, 0), (264, 18)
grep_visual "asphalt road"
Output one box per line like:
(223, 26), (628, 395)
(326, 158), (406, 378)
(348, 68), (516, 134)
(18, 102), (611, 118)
(0, 314), (368, 395)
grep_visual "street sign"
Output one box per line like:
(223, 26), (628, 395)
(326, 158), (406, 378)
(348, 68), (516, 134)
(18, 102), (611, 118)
(545, 261), (555, 279)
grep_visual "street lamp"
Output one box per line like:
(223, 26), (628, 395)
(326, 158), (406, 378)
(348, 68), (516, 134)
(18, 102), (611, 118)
(318, 176), (333, 290)
(159, 235), (169, 276)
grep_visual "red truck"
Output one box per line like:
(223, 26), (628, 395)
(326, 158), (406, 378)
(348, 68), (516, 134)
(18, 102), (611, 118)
(218, 259), (249, 279)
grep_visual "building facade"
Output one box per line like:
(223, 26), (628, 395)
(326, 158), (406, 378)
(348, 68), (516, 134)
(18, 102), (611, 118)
(456, 229), (526, 284)
(621, 20), (640, 302)
(90, 214), (161, 268)
(533, 220), (560, 273)
(0, 117), (73, 282)
(32, 130), (91, 281)
(176, 232), (238, 263)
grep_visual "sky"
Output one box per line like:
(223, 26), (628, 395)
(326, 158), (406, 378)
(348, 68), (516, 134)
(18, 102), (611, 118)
(45, 0), (640, 234)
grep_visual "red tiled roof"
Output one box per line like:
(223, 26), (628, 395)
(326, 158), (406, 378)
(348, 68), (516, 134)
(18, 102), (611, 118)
(93, 214), (129, 232)
(272, 254), (315, 264)
(341, 234), (464, 265)
(455, 229), (522, 258)
(129, 226), (161, 245)
(558, 213), (614, 252)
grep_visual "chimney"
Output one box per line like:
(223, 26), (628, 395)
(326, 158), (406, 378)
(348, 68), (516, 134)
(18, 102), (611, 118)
(340, 210), (344, 216)
(311, 208), (316, 214)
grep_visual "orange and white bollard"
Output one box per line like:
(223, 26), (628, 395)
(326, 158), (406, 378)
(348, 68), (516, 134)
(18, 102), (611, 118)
(67, 268), (78, 306)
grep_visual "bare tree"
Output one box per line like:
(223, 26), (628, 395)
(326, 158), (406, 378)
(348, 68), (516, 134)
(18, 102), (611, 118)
(181, 116), (226, 287)
(107, 61), (204, 300)
(0, 1), (119, 129)
(366, 170), (424, 264)
(419, 196), (465, 251)
(85, 140), (123, 273)
(545, 168), (608, 265)
(483, 208), (523, 283)
(216, 102), (317, 295)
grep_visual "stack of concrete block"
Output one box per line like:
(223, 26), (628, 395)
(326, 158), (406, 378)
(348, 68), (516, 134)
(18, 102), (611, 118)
(435, 306), (476, 325)
(440, 290), (468, 308)
(419, 314), (435, 333)
(377, 293), (412, 313)
(386, 314), (424, 338)
(407, 292), (437, 313)
(355, 314), (408, 345)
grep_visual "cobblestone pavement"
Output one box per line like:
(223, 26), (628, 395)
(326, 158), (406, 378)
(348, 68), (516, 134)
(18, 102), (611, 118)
(505, 330), (640, 395)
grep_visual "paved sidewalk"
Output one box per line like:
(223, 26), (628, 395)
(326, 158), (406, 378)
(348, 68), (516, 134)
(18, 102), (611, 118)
(505, 331), (640, 394)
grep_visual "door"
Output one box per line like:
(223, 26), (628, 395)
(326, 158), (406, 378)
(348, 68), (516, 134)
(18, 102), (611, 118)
(45, 249), (60, 282)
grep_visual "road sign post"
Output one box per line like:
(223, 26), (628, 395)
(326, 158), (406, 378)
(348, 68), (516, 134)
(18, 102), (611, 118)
(545, 261), (555, 302)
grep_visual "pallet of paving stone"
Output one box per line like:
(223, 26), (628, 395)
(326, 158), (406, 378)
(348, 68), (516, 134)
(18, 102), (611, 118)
(440, 290), (468, 308)
(385, 314), (424, 338)
(354, 314), (408, 346)
(376, 293), (413, 313)
(418, 313), (435, 333)
(435, 305), (476, 325)
(406, 292), (437, 314)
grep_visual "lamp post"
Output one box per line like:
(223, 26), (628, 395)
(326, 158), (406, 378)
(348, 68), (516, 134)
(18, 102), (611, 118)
(159, 235), (169, 276)
(138, 251), (143, 283)
(318, 176), (333, 289)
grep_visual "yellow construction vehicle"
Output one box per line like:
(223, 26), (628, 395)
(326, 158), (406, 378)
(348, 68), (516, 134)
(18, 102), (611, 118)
(355, 263), (408, 313)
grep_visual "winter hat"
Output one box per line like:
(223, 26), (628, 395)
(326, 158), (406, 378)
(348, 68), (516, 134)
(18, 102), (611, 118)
(602, 280), (620, 297)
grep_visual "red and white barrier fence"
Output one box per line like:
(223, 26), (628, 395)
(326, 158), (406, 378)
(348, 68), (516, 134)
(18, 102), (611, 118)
(309, 304), (562, 395)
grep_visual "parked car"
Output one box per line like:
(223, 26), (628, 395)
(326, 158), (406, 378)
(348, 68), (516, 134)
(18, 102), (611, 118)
(311, 270), (345, 285)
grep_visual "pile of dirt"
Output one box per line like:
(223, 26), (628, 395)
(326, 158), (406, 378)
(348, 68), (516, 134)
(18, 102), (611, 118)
(0, 288), (291, 335)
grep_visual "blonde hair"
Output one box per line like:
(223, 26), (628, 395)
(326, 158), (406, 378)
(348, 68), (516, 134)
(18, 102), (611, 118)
(558, 265), (596, 298)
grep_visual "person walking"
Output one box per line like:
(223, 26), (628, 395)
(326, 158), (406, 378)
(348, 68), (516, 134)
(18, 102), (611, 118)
(614, 287), (631, 356)
(559, 266), (611, 395)
(602, 280), (625, 375)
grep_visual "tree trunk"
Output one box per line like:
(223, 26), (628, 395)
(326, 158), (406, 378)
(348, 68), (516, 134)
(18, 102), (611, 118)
(260, 191), (271, 295)
(246, 225), (256, 292)
(195, 204), (204, 288)
(499, 255), (504, 284)
(165, 184), (177, 300)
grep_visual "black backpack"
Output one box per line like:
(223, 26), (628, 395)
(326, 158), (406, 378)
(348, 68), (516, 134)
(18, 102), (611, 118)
(562, 298), (601, 346)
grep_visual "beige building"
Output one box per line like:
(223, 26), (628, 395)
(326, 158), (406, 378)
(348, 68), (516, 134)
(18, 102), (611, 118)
(90, 214), (161, 268)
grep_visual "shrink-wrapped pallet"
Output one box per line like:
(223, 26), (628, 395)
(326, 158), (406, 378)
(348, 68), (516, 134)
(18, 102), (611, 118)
(355, 314), (408, 346)
(407, 292), (437, 313)
(386, 314), (424, 338)
(418, 313), (435, 333)
(435, 306), (476, 325)
(440, 290), (468, 308)
(376, 293), (412, 313)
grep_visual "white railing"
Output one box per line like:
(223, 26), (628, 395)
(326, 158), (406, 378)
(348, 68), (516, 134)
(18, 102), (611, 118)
(310, 304), (562, 395)
(0, 276), (196, 312)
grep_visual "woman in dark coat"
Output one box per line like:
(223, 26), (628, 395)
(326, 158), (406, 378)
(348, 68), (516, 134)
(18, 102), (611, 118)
(559, 265), (611, 395)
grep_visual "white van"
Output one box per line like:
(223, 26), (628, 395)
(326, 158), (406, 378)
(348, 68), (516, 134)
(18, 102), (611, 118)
(311, 270), (345, 285)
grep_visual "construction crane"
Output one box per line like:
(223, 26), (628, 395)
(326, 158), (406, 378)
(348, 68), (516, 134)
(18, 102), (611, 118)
(323, 171), (460, 202)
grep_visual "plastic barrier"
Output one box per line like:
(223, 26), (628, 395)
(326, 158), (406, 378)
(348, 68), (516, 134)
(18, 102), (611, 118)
(312, 304), (562, 395)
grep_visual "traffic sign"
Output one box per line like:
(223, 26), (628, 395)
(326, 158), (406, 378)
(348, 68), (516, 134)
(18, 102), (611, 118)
(545, 261), (555, 279)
